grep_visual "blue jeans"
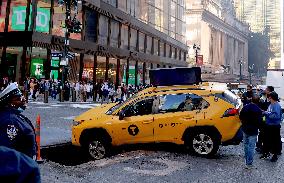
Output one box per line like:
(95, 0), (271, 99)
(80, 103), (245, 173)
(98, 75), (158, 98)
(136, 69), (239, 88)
(243, 133), (257, 165)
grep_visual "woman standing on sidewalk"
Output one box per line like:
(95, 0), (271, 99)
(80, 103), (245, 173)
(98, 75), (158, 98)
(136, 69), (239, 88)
(261, 92), (283, 162)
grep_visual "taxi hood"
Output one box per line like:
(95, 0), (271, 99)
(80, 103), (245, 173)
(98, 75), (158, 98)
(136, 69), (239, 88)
(74, 103), (116, 122)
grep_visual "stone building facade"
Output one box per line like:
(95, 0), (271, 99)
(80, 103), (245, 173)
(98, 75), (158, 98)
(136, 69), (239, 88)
(185, 0), (250, 81)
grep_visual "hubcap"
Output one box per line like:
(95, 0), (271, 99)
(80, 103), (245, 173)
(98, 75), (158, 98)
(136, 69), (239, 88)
(192, 134), (214, 155)
(89, 140), (106, 160)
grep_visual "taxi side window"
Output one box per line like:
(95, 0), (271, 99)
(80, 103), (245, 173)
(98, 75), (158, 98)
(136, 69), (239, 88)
(124, 98), (154, 117)
(157, 93), (209, 113)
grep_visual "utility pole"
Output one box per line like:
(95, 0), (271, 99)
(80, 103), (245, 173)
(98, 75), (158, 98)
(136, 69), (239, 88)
(238, 58), (243, 84)
(58, 0), (81, 102)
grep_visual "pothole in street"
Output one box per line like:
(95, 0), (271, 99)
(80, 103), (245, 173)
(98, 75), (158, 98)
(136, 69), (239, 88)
(41, 143), (90, 166)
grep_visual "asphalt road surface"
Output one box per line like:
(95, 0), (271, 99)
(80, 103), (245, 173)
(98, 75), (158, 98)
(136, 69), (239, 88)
(24, 102), (284, 183)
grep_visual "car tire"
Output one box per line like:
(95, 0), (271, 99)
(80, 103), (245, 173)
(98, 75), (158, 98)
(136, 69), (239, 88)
(86, 137), (109, 160)
(185, 129), (220, 157)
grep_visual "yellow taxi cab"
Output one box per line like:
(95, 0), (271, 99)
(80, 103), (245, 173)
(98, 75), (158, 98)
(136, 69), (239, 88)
(72, 83), (243, 160)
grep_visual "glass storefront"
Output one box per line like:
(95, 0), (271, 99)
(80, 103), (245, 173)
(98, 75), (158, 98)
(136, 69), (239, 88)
(0, 0), (7, 32)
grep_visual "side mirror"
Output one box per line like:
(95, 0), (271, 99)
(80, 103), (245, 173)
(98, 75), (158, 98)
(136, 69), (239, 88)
(119, 111), (125, 120)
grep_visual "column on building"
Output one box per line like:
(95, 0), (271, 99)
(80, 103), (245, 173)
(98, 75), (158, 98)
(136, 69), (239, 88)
(201, 22), (211, 66)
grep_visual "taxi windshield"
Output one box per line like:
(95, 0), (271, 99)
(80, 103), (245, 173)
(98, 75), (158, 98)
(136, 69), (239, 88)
(105, 94), (138, 115)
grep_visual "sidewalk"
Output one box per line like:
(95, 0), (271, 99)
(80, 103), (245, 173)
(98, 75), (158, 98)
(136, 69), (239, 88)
(28, 96), (102, 105)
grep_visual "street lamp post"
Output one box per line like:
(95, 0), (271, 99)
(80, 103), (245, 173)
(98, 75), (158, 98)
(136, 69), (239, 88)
(249, 64), (254, 85)
(238, 58), (244, 84)
(193, 44), (200, 65)
(58, 0), (81, 102)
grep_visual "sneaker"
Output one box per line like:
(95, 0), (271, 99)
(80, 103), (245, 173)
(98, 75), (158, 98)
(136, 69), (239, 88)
(270, 155), (278, 162)
(244, 164), (254, 170)
(260, 154), (270, 159)
(255, 147), (263, 154)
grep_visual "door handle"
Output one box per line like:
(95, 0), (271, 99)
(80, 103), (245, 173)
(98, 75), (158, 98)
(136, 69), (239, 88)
(183, 116), (194, 120)
(142, 120), (153, 124)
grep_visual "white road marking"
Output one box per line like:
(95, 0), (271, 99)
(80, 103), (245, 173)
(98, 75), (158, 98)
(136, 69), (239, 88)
(50, 104), (65, 107)
(70, 104), (100, 109)
(123, 158), (188, 176)
(35, 106), (54, 109)
(61, 116), (76, 120)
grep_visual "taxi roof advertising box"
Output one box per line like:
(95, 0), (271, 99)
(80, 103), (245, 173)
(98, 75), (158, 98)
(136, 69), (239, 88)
(149, 67), (202, 86)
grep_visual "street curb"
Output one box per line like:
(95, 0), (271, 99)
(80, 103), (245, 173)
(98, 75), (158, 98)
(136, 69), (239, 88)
(56, 102), (97, 104)
(41, 142), (72, 149)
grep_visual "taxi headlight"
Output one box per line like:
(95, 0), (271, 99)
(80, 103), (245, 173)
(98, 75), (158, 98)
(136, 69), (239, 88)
(72, 120), (80, 126)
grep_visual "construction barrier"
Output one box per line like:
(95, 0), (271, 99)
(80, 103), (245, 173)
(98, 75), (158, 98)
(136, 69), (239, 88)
(35, 115), (43, 163)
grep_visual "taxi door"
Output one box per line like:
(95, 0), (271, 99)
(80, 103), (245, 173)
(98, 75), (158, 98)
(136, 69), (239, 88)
(153, 94), (203, 143)
(112, 98), (155, 145)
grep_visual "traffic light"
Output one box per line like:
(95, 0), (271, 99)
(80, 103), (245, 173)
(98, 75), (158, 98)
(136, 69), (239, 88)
(72, 19), (82, 33)
(58, 0), (64, 6)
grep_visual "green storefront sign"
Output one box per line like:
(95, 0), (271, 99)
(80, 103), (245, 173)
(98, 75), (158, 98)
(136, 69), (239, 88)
(50, 59), (59, 80)
(123, 66), (140, 85)
(12, 6), (50, 33)
(31, 58), (44, 79)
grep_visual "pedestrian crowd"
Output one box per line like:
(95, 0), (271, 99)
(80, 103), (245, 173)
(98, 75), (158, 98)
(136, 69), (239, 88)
(240, 85), (283, 168)
(2, 77), (149, 103)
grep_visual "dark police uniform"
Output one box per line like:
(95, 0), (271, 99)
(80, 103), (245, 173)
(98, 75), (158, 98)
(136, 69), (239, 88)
(0, 108), (37, 158)
(0, 146), (40, 183)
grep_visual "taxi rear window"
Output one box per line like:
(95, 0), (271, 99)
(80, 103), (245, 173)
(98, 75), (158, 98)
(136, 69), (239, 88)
(214, 90), (241, 108)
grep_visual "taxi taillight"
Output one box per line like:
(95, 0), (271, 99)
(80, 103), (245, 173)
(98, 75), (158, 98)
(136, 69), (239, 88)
(223, 108), (239, 117)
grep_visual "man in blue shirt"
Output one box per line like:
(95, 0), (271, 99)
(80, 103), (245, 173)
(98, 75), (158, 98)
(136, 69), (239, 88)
(240, 96), (263, 168)
(261, 91), (283, 162)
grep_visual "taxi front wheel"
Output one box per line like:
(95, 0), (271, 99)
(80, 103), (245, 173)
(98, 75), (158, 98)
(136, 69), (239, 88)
(86, 138), (109, 160)
(186, 130), (220, 157)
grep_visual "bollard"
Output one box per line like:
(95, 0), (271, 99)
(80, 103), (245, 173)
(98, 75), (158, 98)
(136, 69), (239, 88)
(44, 90), (48, 103)
(71, 88), (76, 102)
(60, 90), (64, 102)
(35, 115), (43, 163)
(83, 92), (87, 102)
(93, 91), (97, 102)
(24, 90), (29, 103)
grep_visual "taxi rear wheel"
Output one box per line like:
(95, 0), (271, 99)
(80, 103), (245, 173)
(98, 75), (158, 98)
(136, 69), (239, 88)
(186, 130), (220, 157)
(86, 138), (109, 160)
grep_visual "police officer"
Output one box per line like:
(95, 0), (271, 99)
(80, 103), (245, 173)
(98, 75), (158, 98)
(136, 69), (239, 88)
(0, 83), (37, 158)
(0, 146), (41, 183)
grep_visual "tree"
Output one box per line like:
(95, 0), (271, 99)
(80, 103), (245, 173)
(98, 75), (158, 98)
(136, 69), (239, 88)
(248, 32), (272, 76)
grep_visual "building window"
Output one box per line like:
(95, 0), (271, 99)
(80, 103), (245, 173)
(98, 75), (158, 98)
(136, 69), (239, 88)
(98, 15), (108, 45)
(121, 24), (129, 49)
(0, 0), (8, 32)
(146, 36), (152, 54)
(139, 0), (148, 23)
(130, 28), (137, 50)
(118, 0), (126, 12)
(85, 8), (98, 42)
(181, 51), (184, 61)
(165, 44), (170, 58)
(139, 32), (145, 52)
(110, 20), (119, 48)
(171, 47), (175, 59)
(154, 39), (159, 55)
(160, 41), (164, 57)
